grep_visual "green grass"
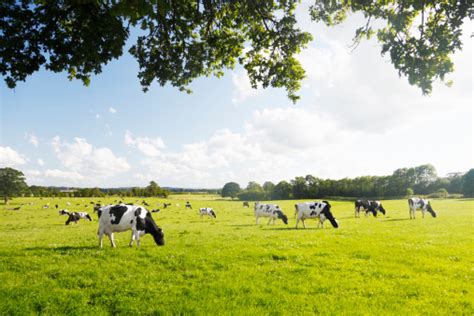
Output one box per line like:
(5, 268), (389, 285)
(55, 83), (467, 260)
(0, 197), (473, 314)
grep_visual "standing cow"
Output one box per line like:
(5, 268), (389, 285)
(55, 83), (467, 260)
(354, 200), (386, 217)
(295, 201), (339, 229)
(408, 198), (437, 219)
(199, 207), (217, 218)
(254, 202), (288, 225)
(97, 204), (164, 248)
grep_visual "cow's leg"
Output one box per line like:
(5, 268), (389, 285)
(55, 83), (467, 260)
(267, 217), (272, 225)
(355, 207), (359, 218)
(98, 230), (104, 249)
(107, 233), (116, 248)
(302, 219), (306, 229)
(129, 232), (135, 247)
(295, 217), (300, 228)
(256, 216), (259, 225)
(422, 210), (425, 219)
(135, 232), (141, 247)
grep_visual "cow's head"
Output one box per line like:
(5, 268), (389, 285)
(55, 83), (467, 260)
(210, 210), (217, 218)
(145, 212), (165, 246)
(321, 203), (338, 228)
(427, 202), (437, 218)
(379, 204), (386, 215)
(274, 210), (288, 225)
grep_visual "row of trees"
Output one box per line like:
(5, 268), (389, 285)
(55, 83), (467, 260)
(222, 165), (474, 201)
(0, 168), (169, 202)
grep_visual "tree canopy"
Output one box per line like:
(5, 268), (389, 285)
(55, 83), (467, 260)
(1, 1), (471, 102)
(0, 167), (28, 203)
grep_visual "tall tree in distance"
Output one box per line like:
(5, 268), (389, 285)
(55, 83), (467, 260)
(221, 182), (241, 199)
(1, 1), (471, 101)
(462, 169), (474, 197)
(0, 167), (28, 203)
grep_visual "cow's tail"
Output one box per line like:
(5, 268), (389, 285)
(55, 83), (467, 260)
(408, 198), (414, 208)
(294, 204), (298, 218)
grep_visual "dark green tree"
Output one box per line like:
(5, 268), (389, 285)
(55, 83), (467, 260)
(0, 167), (28, 203)
(1, 1), (470, 101)
(462, 169), (474, 197)
(263, 181), (275, 199)
(221, 182), (241, 199)
(272, 180), (292, 200)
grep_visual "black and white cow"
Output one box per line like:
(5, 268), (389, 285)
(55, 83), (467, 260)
(354, 200), (386, 217)
(295, 201), (339, 229)
(163, 203), (172, 209)
(185, 201), (192, 209)
(408, 198), (437, 219)
(200, 207), (217, 218)
(97, 204), (164, 248)
(243, 201), (250, 208)
(64, 211), (92, 225)
(254, 202), (288, 225)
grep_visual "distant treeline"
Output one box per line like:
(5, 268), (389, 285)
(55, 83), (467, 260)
(221, 165), (474, 200)
(28, 181), (170, 198)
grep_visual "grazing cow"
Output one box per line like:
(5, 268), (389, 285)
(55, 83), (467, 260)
(243, 201), (250, 208)
(199, 207), (217, 218)
(151, 209), (160, 213)
(408, 198), (437, 219)
(42, 204), (50, 209)
(59, 209), (70, 216)
(354, 200), (386, 217)
(97, 204), (164, 248)
(295, 201), (339, 229)
(65, 211), (92, 225)
(254, 202), (288, 225)
(55, 204), (59, 209)
(185, 201), (192, 209)
(163, 203), (172, 209)
(142, 200), (150, 207)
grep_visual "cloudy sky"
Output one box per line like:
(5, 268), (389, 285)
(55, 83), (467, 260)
(1, 4), (472, 189)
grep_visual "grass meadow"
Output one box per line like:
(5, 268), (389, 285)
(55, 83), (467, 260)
(0, 196), (472, 315)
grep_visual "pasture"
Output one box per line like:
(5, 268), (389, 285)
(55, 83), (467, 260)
(0, 197), (472, 314)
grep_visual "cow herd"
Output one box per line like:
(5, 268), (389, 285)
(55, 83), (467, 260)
(51, 196), (437, 248)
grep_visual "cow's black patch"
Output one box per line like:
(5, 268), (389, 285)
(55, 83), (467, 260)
(109, 205), (128, 225)
(65, 213), (81, 225)
(272, 210), (287, 224)
(310, 205), (316, 210)
(134, 207), (142, 217)
(321, 204), (338, 228)
(310, 211), (318, 216)
(427, 202), (437, 218)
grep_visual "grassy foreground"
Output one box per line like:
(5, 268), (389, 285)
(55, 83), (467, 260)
(0, 197), (472, 315)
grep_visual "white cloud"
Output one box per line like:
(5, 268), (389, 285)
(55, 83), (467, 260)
(109, 107), (117, 114)
(124, 130), (165, 157)
(51, 136), (130, 178)
(26, 133), (39, 147)
(0, 146), (27, 166)
(231, 70), (261, 103)
(37, 159), (44, 166)
(44, 169), (84, 181)
(95, 114), (101, 119)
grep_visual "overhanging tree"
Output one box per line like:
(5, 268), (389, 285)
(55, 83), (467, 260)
(1, 1), (471, 102)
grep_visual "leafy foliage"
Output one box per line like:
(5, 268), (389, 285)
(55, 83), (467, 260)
(310, 0), (472, 94)
(0, 167), (28, 202)
(221, 182), (241, 199)
(462, 169), (474, 197)
(1, 1), (470, 100)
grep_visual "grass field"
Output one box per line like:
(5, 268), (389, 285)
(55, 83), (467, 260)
(0, 197), (473, 315)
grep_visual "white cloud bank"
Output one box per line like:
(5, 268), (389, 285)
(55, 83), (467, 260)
(0, 146), (27, 166)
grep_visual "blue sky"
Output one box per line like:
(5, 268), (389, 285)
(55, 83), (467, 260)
(1, 5), (472, 188)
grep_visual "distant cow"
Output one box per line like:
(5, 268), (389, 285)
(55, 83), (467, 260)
(408, 198), (437, 219)
(65, 211), (92, 225)
(185, 201), (192, 209)
(295, 201), (339, 229)
(97, 204), (164, 248)
(254, 202), (288, 225)
(200, 207), (217, 218)
(354, 200), (386, 217)
(163, 203), (172, 209)
(243, 201), (250, 208)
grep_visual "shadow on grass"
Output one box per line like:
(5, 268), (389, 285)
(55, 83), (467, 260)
(383, 218), (412, 222)
(229, 224), (255, 227)
(24, 245), (97, 252)
(264, 227), (324, 231)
